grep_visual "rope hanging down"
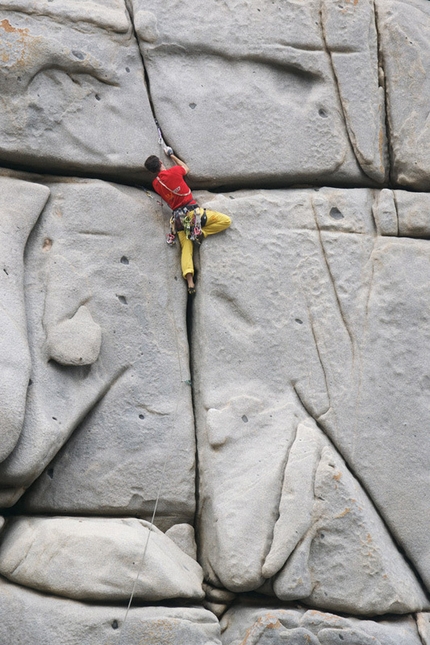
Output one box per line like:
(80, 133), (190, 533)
(118, 306), (190, 641)
(118, 120), (191, 638)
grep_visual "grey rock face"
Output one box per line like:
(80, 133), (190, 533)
(0, 0), (430, 641)
(220, 603), (423, 645)
(0, 516), (204, 601)
(376, 0), (430, 189)
(192, 187), (430, 613)
(417, 614), (430, 645)
(165, 523), (198, 560)
(0, 576), (221, 645)
(0, 173), (195, 529)
(0, 177), (49, 462)
(0, 1), (158, 180)
(130, 0), (385, 188)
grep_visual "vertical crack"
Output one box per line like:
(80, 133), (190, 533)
(187, 292), (201, 537)
(373, 0), (394, 186)
(264, 420), (300, 568)
(311, 198), (355, 356)
(294, 376), (430, 603)
(125, 2), (201, 547)
(124, 1), (172, 150)
(351, 191), (379, 459)
(392, 189), (401, 236)
(319, 0), (373, 183)
(369, 189), (378, 236)
(307, 308), (330, 402)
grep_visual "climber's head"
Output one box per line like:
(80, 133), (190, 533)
(144, 155), (163, 174)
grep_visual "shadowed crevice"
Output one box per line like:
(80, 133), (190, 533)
(373, 0), (394, 185)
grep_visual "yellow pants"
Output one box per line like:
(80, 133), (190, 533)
(177, 210), (231, 278)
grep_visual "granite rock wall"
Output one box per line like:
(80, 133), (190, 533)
(0, 1), (429, 643)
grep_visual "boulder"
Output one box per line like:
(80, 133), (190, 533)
(0, 516), (204, 601)
(0, 576), (221, 645)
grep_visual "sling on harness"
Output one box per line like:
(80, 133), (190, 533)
(169, 204), (207, 243)
(155, 175), (191, 199)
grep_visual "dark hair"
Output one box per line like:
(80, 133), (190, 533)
(144, 155), (162, 174)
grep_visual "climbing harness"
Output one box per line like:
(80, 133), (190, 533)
(150, 120), (201, 246)
(169, 203), (207, 244)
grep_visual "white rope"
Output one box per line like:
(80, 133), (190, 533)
(118, 187), (191, 641)
(119, 420), (175, 631)
(118, 333), (187, 639)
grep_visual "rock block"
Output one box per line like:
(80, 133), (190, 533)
(0, 172), (195, 529)
(0, 177), (49, 461)
(0, 576), (221, 645)
(220, 603), (423, 645)
(376, 0), (430, 189)
(130, 0), (386, 188)
(0, 1), (158, 180)
(321, 0), (387, 183)
(0, 516), (204, 601)
(192, 187), (430, 610)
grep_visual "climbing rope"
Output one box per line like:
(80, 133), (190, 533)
(118, 270), (190, 640)
(118, 123), (192, 640)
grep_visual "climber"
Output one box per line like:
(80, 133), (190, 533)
(144, 149), (231, 295)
